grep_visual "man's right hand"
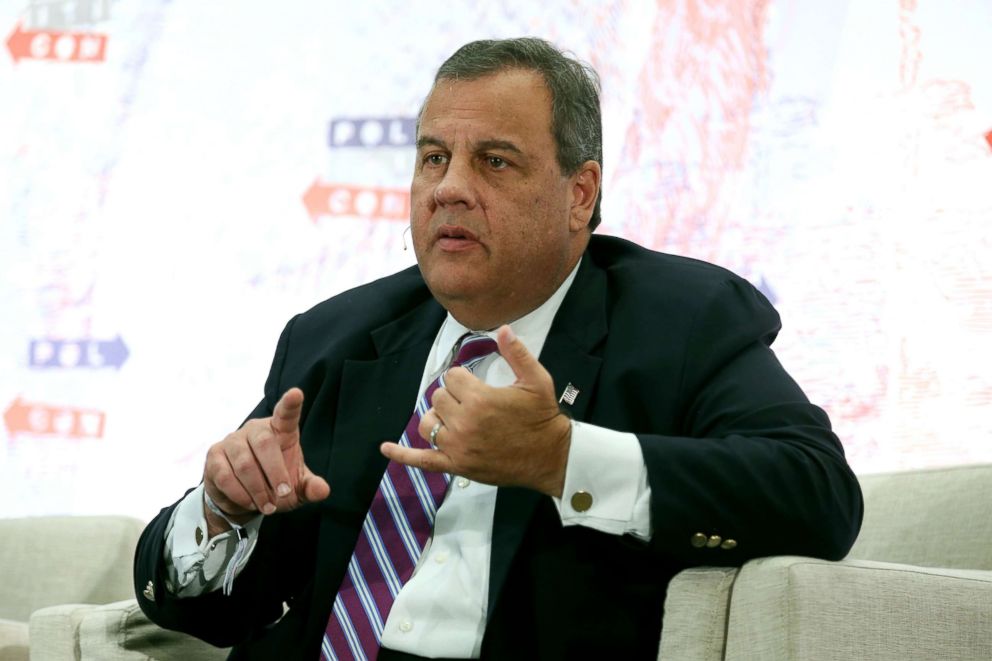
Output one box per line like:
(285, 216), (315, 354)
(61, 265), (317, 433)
(202, 388), (330, 537)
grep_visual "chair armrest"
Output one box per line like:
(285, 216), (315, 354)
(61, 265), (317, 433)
(659, 566), (741, 660)
(29, 603), (92, 661)
(724, 556), (992, 660)
(30, 599), (229, 661)
(0, 617), (30, 661)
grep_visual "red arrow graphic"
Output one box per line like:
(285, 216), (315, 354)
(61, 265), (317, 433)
(4, 396), (106, 438)
(303, 179), (410, 223)
(4, 22), (30, 62)
(6, 22), (107, 64)
(302, 179), (334, 222)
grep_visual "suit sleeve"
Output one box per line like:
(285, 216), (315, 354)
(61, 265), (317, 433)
(637, 277), (863, 565)
(133, 314), (318, 648)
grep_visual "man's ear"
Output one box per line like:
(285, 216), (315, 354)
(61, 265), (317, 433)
(569, 160), (601, 232)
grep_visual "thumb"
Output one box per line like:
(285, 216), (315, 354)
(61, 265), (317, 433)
(298, 464), (330, 504)
(496, 325), (544, 387)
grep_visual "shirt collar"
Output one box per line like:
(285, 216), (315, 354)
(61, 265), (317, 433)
(429, 258), (583, 376)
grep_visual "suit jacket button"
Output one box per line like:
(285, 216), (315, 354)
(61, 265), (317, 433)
(721, 538), (738, 550)
(570, 490), (593, 512)
(691, 533), (708, 548)
(706, 535), (722, 548)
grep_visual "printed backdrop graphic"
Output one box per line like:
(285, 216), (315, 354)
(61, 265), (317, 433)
(1, 0), (990, 519)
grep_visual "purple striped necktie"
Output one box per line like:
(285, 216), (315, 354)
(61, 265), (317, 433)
(321, 333), (499, 661)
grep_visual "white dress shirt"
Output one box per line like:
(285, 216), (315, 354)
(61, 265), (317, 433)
(163, 259), (652, 657)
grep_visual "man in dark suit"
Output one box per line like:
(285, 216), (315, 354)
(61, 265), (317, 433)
(135, 38), (863, 659)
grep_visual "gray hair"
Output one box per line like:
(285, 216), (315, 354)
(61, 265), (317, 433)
(425, 37), (603, 230)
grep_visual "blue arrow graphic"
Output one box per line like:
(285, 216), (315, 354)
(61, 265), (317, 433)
(99, 335), (129, 369)
(28, 335), (129, 369)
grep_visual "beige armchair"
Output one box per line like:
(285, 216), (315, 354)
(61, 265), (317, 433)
(660, 464), (992, 660)
(0, 516), (145, 660)
(0, 515), (224, 661)
(12, 464), (992, 660)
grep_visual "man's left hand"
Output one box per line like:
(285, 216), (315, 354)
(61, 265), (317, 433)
(380, 325), (571, 497)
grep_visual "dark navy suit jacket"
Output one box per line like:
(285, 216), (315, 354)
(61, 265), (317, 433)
(135, 235), (863, 659)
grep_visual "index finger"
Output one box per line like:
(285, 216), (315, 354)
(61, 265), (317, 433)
(439, 365), (487, 402)
(270, 387), (304, 444)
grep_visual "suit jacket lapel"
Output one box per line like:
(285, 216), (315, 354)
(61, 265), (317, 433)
(309, 296), (446, 630)
(487, 253), (608, 618)
(320, 300), (446, 512)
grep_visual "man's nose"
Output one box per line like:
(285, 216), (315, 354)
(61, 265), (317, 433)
(433, 159), (477, 208)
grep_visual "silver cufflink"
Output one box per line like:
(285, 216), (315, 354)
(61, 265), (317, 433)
(143, 580), (155, 600)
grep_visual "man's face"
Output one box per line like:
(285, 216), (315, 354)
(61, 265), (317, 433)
(411, 69), (594, 329)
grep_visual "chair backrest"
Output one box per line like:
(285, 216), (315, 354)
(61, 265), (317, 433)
(0, 515), (146, 622)
(848, 464), (992, 570)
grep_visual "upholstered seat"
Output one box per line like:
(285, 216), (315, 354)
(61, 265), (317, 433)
(10, 464), (992, 660)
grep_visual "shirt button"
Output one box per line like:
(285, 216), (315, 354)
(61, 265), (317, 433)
(456, 478), (470, 488)
(399, 620), (413, 633)
(434, 551), (448, 564)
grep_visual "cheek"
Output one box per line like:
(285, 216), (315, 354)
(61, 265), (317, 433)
(409, 208), (429, 255)
(409, 189), (434, 229)
(410, 172), (437, 205)
(410, 182), (429, 209)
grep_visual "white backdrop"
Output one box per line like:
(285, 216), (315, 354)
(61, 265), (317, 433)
(1, 0), (990, 521)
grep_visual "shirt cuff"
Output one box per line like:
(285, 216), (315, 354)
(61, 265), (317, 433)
(163, 483), (263, 596)
(553, 421), (653, 540)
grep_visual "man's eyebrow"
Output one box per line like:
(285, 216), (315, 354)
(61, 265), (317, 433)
(475, 139), (523, 155)
(416, 136), (447, 150)
(415, 136), (524, 156)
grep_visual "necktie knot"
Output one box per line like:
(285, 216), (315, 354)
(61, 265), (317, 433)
(452, 333), (499, 370)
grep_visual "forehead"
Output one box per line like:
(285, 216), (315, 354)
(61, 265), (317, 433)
(419, 69), (554, 145)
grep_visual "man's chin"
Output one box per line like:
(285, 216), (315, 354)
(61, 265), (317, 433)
(425, 280), (485, 305)
(423, 272), (488, 307)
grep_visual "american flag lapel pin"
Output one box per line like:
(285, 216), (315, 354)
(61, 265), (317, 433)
(559, 383), (580, 405)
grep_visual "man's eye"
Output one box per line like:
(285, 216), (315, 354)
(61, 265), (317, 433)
(487, 156), (507, 170)
(425, 154), (448, 166)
